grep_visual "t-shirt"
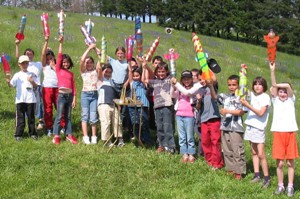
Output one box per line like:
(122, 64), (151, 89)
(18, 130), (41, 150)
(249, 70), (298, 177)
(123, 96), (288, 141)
(244, 92), (270, 130)
(97, 78), (117, 105)
(28, 61), (42, 86)
(81, 70), (98, 91)
(271, 95), (298, 132)
(149, 76), (174, 109)
(174, 91), (195, 117)
(10, 71), (37, 104)
(130, 80), (149, 108)
(219, 93), (245, 133)
(42, 65), (58, 88)
(108, 57), (128, 84)
(199, 86), (220, 123)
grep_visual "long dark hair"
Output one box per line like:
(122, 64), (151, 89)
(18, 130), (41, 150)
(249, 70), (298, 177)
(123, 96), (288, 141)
(61, 54), (74, 69)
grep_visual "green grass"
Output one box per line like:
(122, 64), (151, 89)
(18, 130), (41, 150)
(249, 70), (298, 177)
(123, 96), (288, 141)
(0, 6), (300, 199)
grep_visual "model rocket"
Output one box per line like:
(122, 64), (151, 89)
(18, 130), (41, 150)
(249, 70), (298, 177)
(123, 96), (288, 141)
(85, 19), (94, 36)
(134, 16), (143, 57)
(144, 37), (160, 62)
(125, 35), (134, 62)
(164, 48), (179, 77)
(100, 36), (107, 64)
(15, 15), (26, 40)
(263, 29), (279, 64)
(238, 64), (248, 99)
(80, 25), (96, 45)
(192, 32), (210, 80)
(57, 10), (66, 36)
(0, 53), (11, 78)
(41, 13), (50, 37)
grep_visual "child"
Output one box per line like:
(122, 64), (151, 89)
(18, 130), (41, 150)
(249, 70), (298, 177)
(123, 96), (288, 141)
(41, 36), (65, 136)
(269, 62), (298, 197)
(97, 63), (124, 147)
(16, 39), (44, 130)
(240, 76), (270, 188)
(52, 36), (78, 145)
(174, 71), (224, 169)
(173, 70), (196, 163)
(128, 63), (152, 146)
(219, 75), (246, 180)
(6, 55), (38, 141)
(144, 61), (176, 153)
(80, 43), (99, 144)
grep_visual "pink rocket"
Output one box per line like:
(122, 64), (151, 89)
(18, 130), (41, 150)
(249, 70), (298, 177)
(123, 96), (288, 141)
(41, 13), (50, 37)
(80, 25), (96, 45)
(164, 48), (179, 77)
(144, 37), (160, 62)
(57, 10), (66, 36)
(15, 15), (26, 40)
(0, 53), (11, 78)
(126, 35), (134, 62)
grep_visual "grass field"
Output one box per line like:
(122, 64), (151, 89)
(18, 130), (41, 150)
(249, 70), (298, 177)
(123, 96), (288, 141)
(0, 6), (300, 198)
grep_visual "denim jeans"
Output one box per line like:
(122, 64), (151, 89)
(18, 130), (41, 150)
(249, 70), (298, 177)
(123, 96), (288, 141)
(81, 91), (98, 124)
(176, 116), (196, 155)
(53, 93), (73, 135)
(155, 106), (175, 148)
(128, 107), (151, 143)
(35, 85), (43, 119)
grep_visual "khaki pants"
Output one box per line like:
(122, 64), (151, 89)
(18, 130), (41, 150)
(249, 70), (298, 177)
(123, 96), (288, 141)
(221, 131), (246, 174)
(98, 104), (122, 141)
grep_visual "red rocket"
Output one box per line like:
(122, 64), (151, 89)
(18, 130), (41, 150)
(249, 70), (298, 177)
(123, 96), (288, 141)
(41, 13), (50, 37)
(264, 29), (279, 64)
(0, 53), (11, 78)
(15, 15), (27, 40)
(80, 25), (96, 45)
(164, 48), (179, 77)
(126, 35), (134, 62)
(144, 37), (160, 62)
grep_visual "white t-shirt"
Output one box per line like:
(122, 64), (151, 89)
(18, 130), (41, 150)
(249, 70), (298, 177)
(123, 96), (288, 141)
(271, 95), (298, 132)
(42, 65), (58, 88)
(28, 61), (42, 85)
(244, 92), (270, 130)
(10, 71), (37, 104)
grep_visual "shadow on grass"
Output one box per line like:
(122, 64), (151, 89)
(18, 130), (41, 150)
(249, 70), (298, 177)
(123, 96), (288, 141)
(0, 110), (15, 120)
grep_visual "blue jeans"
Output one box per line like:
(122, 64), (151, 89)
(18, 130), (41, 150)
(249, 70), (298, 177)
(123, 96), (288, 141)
(53, 93), (73, 135)
(81, 91), (98, 124)
(128, 107), (151, 143)
(155, 106), (175, 148)
(35, 85), (43, 119)
(176, 116), (196, 155)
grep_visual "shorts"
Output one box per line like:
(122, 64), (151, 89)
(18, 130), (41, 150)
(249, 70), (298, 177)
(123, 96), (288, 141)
(272, 132), (299, 160)
(244, 126), (265, 143)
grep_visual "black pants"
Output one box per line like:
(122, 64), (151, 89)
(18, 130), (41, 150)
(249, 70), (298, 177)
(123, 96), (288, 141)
(15, 103), (36, 137)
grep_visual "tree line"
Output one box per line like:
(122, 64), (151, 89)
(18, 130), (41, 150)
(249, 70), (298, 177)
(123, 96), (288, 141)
(2, 0), (300, 55)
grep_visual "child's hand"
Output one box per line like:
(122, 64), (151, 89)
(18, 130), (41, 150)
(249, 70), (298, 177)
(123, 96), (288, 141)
(269, 62), (275, 71)
(58, 36), (64, 43)
(240, 98), (249, 107)
(95, 47), (101, 56)
(45, 36), (49, 42)
(171, 77), (177, 85)
(88, 43), (96, 49)
(27, 75), (34, 83)
(15, 39), (21, 45)
(219, 108), (227, 116)
(205, 79), (213, 86)
(72, 98), (76, 109)
(196, 93), (201, 100)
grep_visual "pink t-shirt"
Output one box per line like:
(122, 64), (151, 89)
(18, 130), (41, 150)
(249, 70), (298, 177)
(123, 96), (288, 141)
(56, 53), (76, 96)
(175, 92), (194, 117)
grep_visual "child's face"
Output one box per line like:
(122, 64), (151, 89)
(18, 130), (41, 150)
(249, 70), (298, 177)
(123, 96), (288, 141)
(278, 88), (288, 101)
(103, 68), (112, 79)
(152, 59), (161, 68)
(199, 79), (206, 86)
(157, 67), (167, 79)
(19, 61), (29, 72)
(116, 50), (125, 61)
(253, 83), (264, 95)
(46, 55), (55, 65)
(192, 71), (199, 83)
(227, 79), (239, 94)
(133, 71), (141, 81)
(181, 77), (192, 87)
(62, 58), (70, 69)
(25, 51), (34, 62)
(85, 58), (94, 71)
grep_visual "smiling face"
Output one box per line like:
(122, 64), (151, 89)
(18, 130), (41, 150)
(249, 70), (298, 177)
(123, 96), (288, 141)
(278, 88), (288, 101)
(85, 58), (94, 71)
(62, 58), (70, 69)
(103, 68), (112, 79)
(253, 83), (264, 95)
(181, 77), (193, 88)
(156, 67), (168, 79)
(19, 61), (29, 72)
(133, 71), (141, 81)
(115, 50), (125, 61)
(25, 51), (34, 62)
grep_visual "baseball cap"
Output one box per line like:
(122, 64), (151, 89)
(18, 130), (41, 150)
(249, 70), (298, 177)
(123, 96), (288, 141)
(181, 70), (192, 78)
(18, 55), (30, 63)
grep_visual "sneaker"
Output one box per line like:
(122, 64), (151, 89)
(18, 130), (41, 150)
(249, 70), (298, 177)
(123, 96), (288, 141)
(274, 186), (285, 195)
(104, 140), (114, 147)
(117, 138), (125, 147)
(181, 154), (189, 163)
(37, 120), (44, 130)
(91, 136), (97, 144)
(164, 147), (175, 154)
(47, 129), (53, 137)
(234, 173), (242, 180)
(156, 146), (165, 153)
(15, 136), (22, 142)
(262, 179), (271, 189)
(31, 135), (38, 140)
(188, 155), (195, 163)
(250, 176), (261, 183)
(82, 136), (90, 145)
(66, 135), (78, 144)
(52, 136), (61, 145)
(60, 128), (65, 134)
(286, 187), (294, 197)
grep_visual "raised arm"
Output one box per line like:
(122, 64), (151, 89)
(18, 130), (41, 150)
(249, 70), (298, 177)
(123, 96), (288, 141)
(206, 79), (218, 100)
(15, 39), (21, 58)
(80, 43), (96, 73)
(128, 61), (133, 83)
(41, 36), (49, 67)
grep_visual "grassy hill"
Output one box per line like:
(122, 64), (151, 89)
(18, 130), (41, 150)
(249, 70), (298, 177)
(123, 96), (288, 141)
(0, 6), (300, 198)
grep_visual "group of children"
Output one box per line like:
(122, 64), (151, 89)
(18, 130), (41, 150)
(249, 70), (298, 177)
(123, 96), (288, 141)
(6, 35), (298, 197)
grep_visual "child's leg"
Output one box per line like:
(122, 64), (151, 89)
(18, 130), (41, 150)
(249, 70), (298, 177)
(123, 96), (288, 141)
(276, 159), (284, 186)
(231, 132), (246, 174)
(141, 107), (151, 143)
(113, 105), (123, 138)
(176, 116), (187, 155)
(162, 107), (175, 149)
(155, 108), (164, 147)
(15, 103), (26, 137)
(201, 122), (212, 165)
(53, 94), (65, 135)
(287, 159), (295, 186)
(98, 104), (112, 141)
(26, 103), (37, 136)
(90, 94), (98, 137)
(43, 87), (54, 130)
(81, 92), (90, 137)
(209, 119), (223, 168)
(64, 95), (73, 135)
(221, 131), (234, 171)
(257, 143), (269, 177)
(250, 142), (260, 174)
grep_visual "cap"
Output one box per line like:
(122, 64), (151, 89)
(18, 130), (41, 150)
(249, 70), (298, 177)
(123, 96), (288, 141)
(18, 55), (30, 63)
(207, 58), (221, 73)
(181, 70), (192, 78)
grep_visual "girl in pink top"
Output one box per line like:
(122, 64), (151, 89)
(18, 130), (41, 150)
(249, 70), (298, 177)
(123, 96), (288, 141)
(52, 36), (77, 145)
(173, 70), (197, 163)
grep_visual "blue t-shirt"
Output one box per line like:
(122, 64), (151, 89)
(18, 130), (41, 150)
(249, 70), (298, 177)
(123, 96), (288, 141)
(108, 57), (128, 84)
(131, 80), (149, 107)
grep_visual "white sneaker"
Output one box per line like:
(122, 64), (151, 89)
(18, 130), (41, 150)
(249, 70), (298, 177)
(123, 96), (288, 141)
(91, 136), (97, 144)
(60, 128), (65, 134)
(82, 136), (90, 145)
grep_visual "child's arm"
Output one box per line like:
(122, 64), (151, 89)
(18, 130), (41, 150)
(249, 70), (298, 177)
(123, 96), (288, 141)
(28, 75), (38, 89)
(270, 62), (293, 97)
(142, 66), (148, 87)
(220, 108), (245, 116)
(240, 98), (268, 117)
(72, 75), (76, 109)
(80, 43), (96, 73)
(41, 36), (49, 67)
(206, 79), (217, 100)
(128, 61), (133, 84)
(6, 77), (12, 87)
(15, 39), (21, 58)
(56, 36), (64, 72)
(96, 60), (103, 83)
(143, 61), (155, 80)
